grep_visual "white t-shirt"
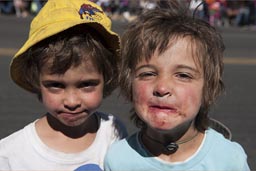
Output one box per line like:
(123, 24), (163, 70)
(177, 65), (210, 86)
(0, 112), (127, 171)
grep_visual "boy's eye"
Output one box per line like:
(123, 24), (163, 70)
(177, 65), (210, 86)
(44, 82), (64, 89)
(176, 73), (193, 80)
(136, 72), (156, 79)
(41, 81), (65, 93)
(79, 80), (100, 89)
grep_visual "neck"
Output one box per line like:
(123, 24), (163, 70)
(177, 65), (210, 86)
(46, 113), (99, 138)
(140, 120), (198, 155)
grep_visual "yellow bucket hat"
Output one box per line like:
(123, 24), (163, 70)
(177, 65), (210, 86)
(10, 0), (120, 92)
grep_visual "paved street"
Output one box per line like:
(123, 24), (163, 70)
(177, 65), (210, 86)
(0, 15), (255, 169)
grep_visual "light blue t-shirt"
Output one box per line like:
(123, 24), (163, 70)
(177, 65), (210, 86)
(104, 128), (250, 171)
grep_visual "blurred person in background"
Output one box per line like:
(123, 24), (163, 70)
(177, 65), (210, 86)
(0, 0), (14, 15)
(13, 0), (29, 17)
(234, 0), (250, 27)
(206, 0), (227, 27)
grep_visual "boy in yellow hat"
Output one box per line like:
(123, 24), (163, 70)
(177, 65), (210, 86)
(0, 0), (127, 170)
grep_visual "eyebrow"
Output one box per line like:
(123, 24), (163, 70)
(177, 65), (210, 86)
(135, 64), (155, 72)
(41, 78), (101, 83)
(135, 64), (201, 73)
(176, 64), (201, 73)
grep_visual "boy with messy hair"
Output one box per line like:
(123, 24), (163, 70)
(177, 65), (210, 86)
(104, 1), (250, 170)
(0, 0), (126, 170)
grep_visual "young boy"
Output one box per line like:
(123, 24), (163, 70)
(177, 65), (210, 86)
(104, 1), (250, 171)
(0, 0), (127, 170)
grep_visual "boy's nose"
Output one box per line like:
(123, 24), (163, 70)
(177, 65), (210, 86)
(153, 77), (172, 97)
(63, 90), (81, 111)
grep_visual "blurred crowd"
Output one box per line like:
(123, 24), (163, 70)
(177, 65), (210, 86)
(0, 0), (46, 17)
(1, 0), (256, 28)
(97, 0), (256, 27)
(189, 0), (256, 27)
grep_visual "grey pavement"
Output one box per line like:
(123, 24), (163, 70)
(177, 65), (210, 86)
(0, 15), (255, 170)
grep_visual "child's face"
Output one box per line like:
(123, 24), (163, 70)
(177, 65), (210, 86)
(132, 37), (204, 131)
(39, 60), (104, 127)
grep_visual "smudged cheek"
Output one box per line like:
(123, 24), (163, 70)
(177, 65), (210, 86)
(132, 82), (151, 116)
(132, 83), (170, 128)
(132, 82), (149, 105)
(180, 87), (203, 119)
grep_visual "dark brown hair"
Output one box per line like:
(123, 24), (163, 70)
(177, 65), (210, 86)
(13, 25), (119, 99)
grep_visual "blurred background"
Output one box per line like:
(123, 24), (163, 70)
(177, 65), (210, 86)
(1, 0), (256, 170)
(1, 0), (256, 27)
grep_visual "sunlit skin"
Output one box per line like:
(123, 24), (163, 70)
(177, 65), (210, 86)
(132, 37), (204, 136)
(39, 60), (104, 127)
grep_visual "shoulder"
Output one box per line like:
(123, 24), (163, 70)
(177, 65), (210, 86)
(104, 133), (158, 171)
(0, 130), (23, 149)
(105, 132), (141, 159)
(201, 128), (250, 170)
(0, 122), (34, 154)
(96, 111), (128, 139)
(206, 128), (246, 153)
(104, 133), (140, 170)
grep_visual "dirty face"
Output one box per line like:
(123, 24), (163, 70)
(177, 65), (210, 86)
(132, 37), (204, 131)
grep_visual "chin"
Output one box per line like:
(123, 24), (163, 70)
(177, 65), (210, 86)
(62, 119), (87, 127)
(150, 124), (171, 131)
(149, 121), (177, 132)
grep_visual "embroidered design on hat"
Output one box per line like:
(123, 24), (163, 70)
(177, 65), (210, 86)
(78, 3), (103, 20)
